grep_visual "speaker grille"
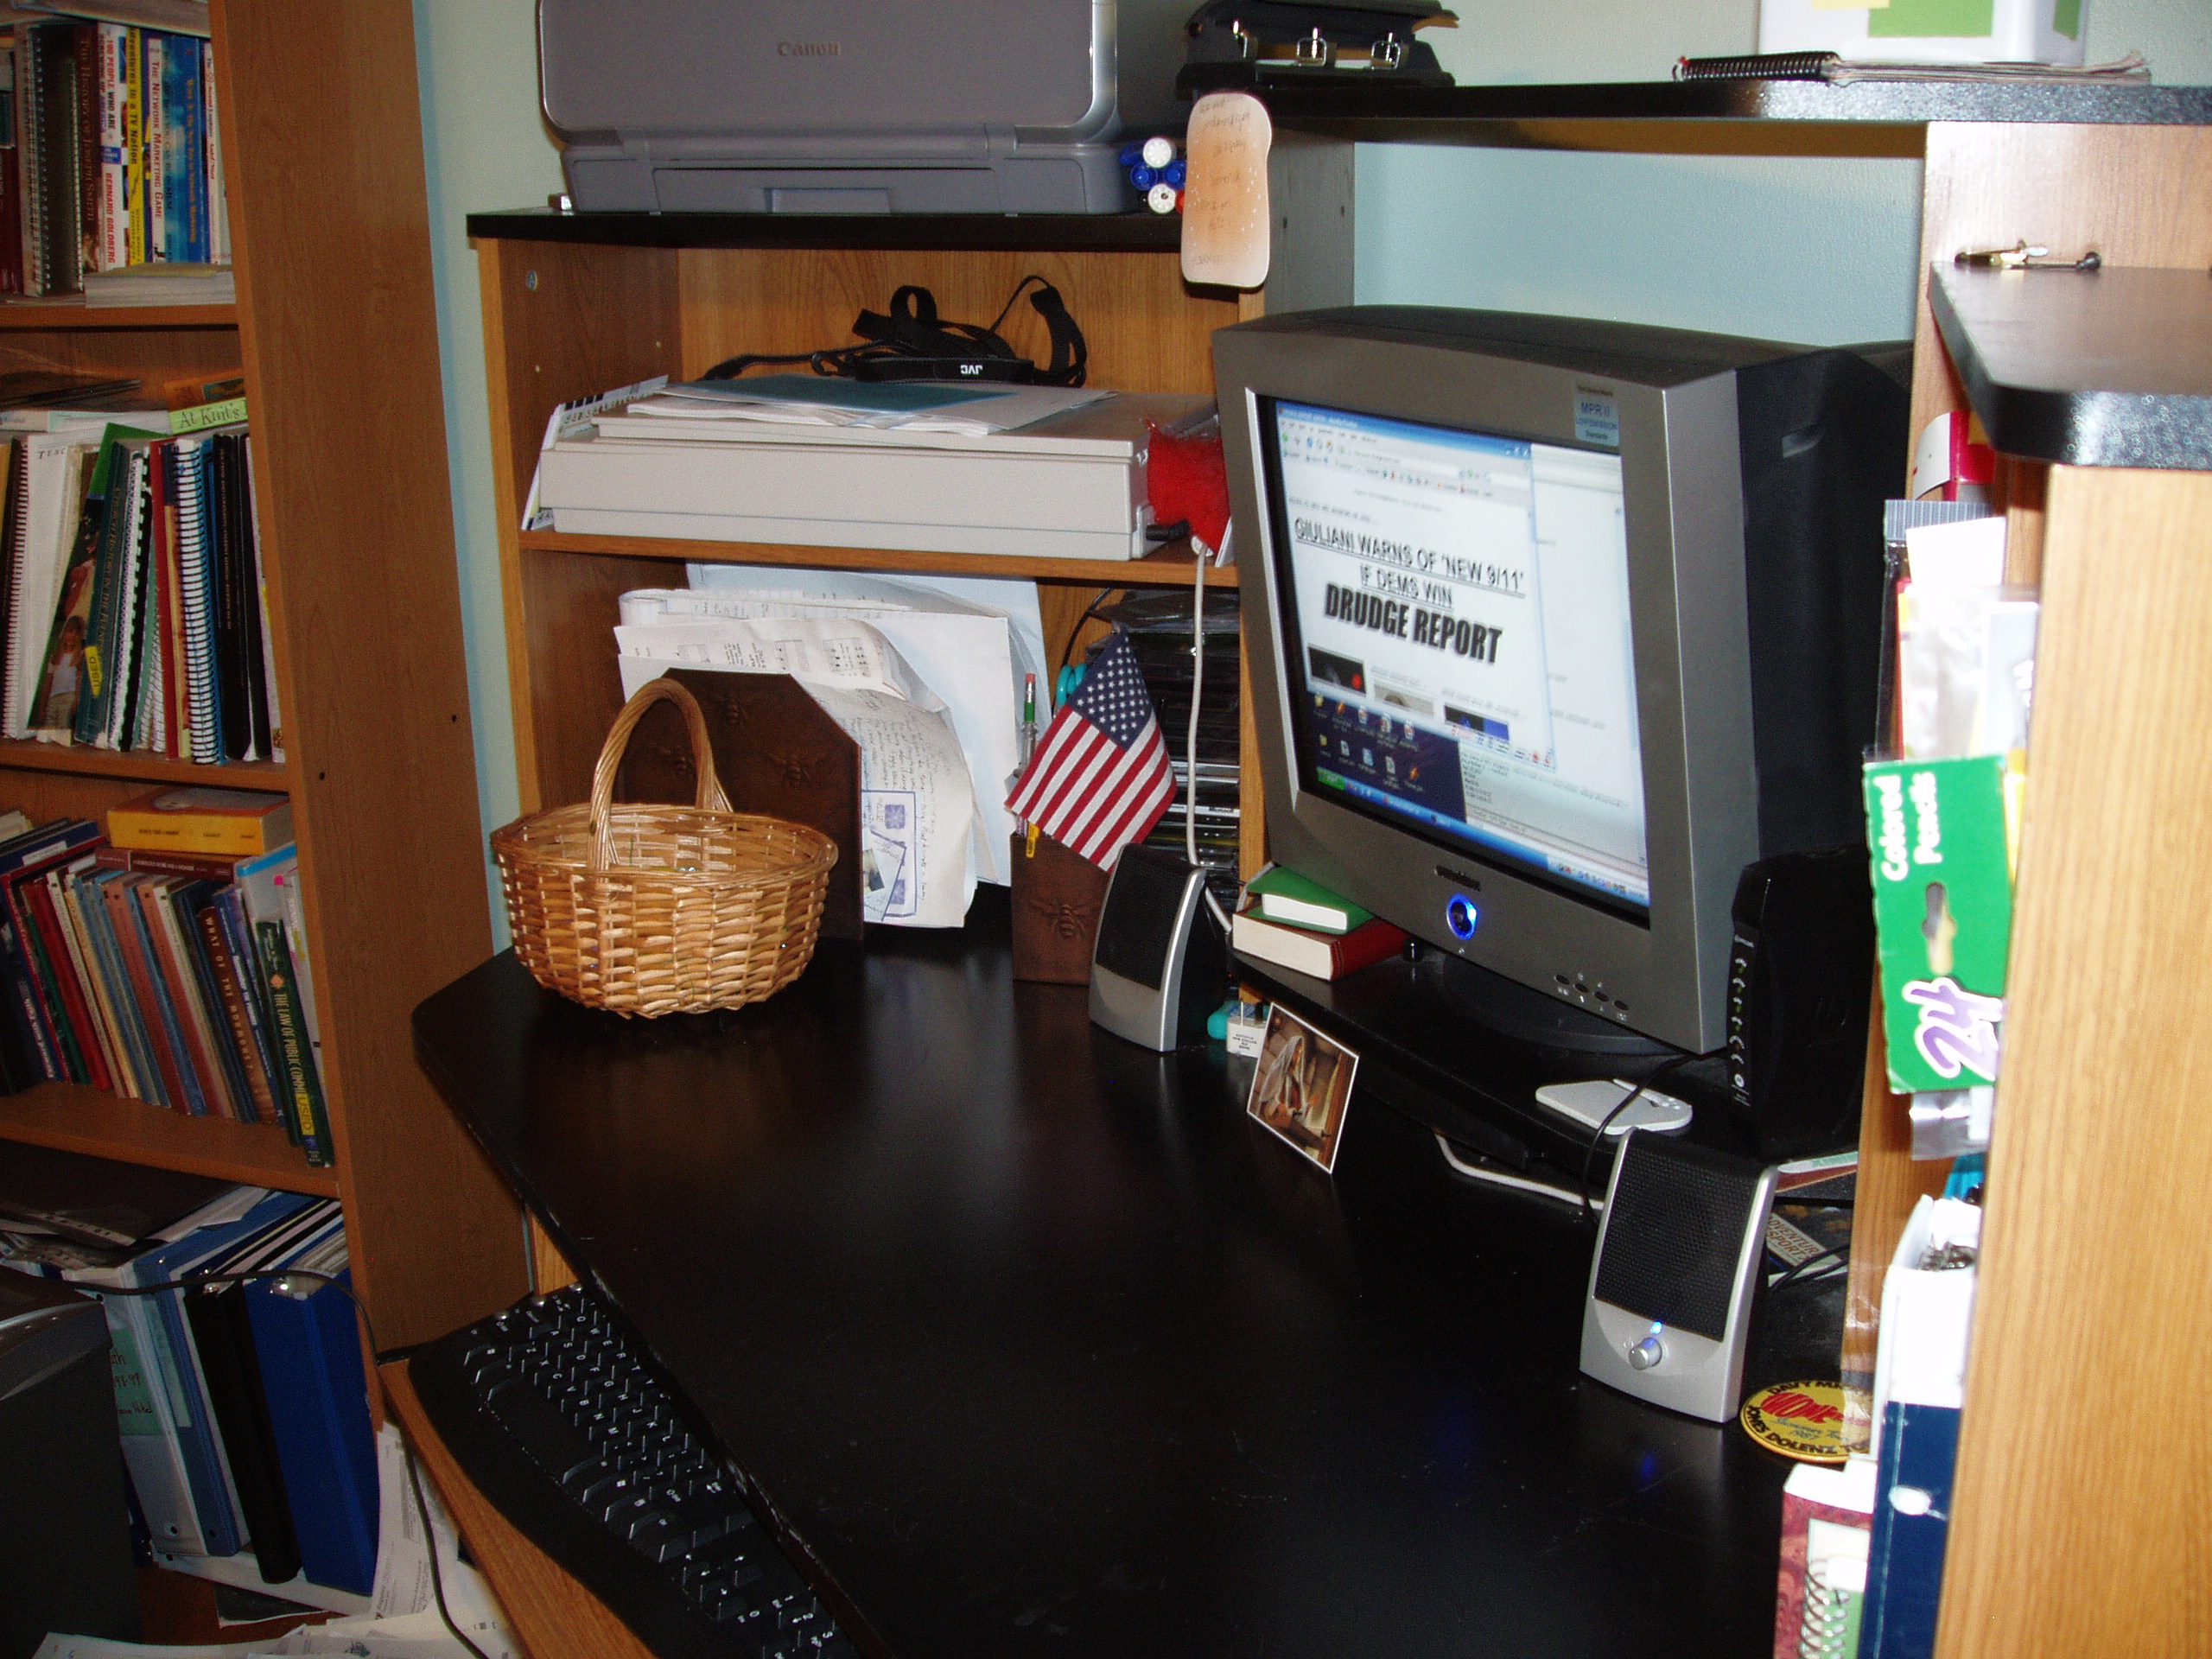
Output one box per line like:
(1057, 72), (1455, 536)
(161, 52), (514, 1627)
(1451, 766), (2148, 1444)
(1593, 1137), (1764, 1341)
(1093, 851), (1190, 991)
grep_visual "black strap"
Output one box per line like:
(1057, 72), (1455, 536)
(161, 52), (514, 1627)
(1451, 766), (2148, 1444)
(702, 276), (1086, 386)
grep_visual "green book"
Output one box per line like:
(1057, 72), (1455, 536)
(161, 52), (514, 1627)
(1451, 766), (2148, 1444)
(1245, 865), (1371, 936)
(254, 918), (332, 1168)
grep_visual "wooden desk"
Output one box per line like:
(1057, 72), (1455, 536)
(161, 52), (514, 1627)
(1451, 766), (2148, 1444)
(410, 894), (1802, 1659)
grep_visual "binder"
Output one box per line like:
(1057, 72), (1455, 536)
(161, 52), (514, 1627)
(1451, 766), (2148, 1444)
(244, 1218), (378, 1594)
(69, 1185), (315, 1558)
(1858, 1400), (1961, 1659)
(181, 1197), (339, 1588)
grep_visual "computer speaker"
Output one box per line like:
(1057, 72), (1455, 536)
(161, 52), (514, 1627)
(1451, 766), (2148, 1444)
(1088, 846), (1225, 1052)
(1580, 1130), (1776, 1422)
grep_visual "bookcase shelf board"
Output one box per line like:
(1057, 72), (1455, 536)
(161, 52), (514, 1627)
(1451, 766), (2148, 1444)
(0, 302), (239, 331)
(0, 1084), (340, 1198)
(0, 739), (289, 789)
(1196, 73), (2212, 133)
(518, 530), (1241, 590)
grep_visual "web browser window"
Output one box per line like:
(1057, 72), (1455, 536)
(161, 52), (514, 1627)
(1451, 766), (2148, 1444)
(1267, 398), (1650, 914)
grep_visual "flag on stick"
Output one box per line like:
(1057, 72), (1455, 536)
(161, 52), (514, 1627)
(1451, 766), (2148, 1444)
(1005, 630), (1176, 869)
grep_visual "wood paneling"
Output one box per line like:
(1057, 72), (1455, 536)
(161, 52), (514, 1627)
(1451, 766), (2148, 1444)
(213, 0), (524, 1348)
(518, 547), (688, 815)
(675, 246), (1236, 395)
(384, 1361), (654, 1659)
(480, 238), (682, 811)
(1934, 466), (2212, 1658)
(0, 1084), (338, 1196)
(1909, 124), (2212, 438)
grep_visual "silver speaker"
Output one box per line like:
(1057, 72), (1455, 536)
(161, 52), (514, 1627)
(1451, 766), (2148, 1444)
(1580, 1131), (1776, 1422)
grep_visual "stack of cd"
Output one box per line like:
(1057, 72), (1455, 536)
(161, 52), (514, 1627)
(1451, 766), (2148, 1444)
(1096, 590), (1243, 911)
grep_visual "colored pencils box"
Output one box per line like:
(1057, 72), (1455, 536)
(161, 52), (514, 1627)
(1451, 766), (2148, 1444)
(0, 808), (327, 1167)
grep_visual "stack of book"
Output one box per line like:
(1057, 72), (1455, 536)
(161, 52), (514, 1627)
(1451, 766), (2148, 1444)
(0, 793), (330, 1167)
(1, 12), (230, 298)
(0, 406), (276, 762)
(0, 1149), (377, 1593)
(1232, 865), (1409, 980)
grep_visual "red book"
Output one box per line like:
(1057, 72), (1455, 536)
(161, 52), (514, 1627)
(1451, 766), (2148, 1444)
(1231, 904), (1408, 980)
(1772, 1456), (1875, 1659)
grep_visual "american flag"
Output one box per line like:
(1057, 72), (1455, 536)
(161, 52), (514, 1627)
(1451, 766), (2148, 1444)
(1006, 630), (1176, 869)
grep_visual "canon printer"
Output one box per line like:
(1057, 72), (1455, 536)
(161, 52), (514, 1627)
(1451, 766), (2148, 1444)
(538, 0), (1194, 214)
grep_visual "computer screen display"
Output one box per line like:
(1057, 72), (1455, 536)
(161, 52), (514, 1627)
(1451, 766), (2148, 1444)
(1260, 397), (1651, 918)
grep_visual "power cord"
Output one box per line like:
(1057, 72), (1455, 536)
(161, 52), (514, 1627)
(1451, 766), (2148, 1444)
(85, 1268), (494, 1659)
(1188, 522), (1231, 934)
(1577, 1049), (1721, 1224)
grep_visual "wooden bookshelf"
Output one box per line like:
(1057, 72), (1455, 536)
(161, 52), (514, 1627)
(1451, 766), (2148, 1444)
(0, 1084), (337, 1197)
(0, 737), (289, 787)
(518, 528), (1240, 589)
(0, 302), (238, 331)
(0, 0), (527, 1355)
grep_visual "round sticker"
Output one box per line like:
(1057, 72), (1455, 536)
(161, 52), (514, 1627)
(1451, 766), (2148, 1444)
(1738, 1379), (1862, 1464)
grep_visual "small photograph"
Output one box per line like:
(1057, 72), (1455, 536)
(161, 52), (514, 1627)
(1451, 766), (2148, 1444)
(1245, 1004), (1358, 1173)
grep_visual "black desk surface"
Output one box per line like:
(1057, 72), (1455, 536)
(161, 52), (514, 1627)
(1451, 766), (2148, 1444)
(413, 900), (1793, 1659)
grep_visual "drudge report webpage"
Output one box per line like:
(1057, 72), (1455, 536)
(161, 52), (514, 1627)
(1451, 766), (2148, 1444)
(1271, 400), (1651, 910)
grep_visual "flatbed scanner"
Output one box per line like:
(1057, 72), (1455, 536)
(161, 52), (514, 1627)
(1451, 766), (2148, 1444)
(539, 0), (1193, 215)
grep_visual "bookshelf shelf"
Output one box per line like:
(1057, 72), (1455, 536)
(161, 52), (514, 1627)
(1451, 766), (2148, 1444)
(518, 529), (1240, 589)
(0, 302), (238, 331)
(0, 1082), (337, 1196)
(0, 738), (289, 788)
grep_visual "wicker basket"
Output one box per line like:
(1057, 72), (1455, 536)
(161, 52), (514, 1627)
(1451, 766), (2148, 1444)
(491, 677), (840, 1016)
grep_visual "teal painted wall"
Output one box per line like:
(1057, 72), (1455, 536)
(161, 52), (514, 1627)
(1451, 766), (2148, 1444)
(410, 0), (2212, 927)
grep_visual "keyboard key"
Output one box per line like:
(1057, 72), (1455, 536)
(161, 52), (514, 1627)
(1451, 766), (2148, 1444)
(481, 1378), (601, 1487)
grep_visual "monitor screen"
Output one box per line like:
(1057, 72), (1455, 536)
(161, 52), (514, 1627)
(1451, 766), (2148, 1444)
(1259, 397), (1650, 919)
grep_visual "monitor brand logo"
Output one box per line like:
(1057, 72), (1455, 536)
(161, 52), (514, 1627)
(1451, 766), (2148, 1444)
(778, 40), (840, 56)
(1433, 865), (1484, 891)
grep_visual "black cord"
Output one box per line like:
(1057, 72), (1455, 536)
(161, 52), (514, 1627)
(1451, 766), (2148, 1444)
(1768, 1246), (1847, 1291)
(85, 1268), (494, 1659)
(1060, 588), (1118, 683)
(1577, 1050), (1717, 1224)
(981, 273), (1052, 339)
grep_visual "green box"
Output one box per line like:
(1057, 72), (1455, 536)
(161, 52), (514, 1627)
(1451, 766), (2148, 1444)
(1863, 755), (2012, 1093)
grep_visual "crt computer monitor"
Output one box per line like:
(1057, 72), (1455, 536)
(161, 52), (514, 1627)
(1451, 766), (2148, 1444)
(1216, 307), (1904, 1054)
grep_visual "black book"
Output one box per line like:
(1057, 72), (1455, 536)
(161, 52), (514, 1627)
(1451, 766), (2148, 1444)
(0, 1141), (234, 1252)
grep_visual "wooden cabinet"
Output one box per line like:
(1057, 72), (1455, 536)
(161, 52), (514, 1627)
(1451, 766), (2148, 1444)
(0, 0), (525, 1353)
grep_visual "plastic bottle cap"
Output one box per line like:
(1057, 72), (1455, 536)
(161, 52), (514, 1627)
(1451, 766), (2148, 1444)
(1147, 182), (1179, 215)
(1129, 162), (1159, 190)
(1141, 135), (1176, 168)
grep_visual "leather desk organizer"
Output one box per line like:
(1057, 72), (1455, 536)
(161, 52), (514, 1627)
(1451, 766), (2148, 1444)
(618, 669), (864, 940)
(1009, 829), (1109, 984)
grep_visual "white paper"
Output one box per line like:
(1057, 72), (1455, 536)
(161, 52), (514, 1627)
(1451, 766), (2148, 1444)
(625, 382), (1107, 435)
(656, 571), (1050, 884)
(369, 1425), (518, 1653)
(1870, 1194), (1979, 1455)
(614, 620), (979, 927)
(1904, 515), (2007, 588)
(519, 375), (668, 531)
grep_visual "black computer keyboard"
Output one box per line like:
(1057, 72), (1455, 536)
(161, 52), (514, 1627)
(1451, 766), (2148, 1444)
(409, 1285), (859, 1659)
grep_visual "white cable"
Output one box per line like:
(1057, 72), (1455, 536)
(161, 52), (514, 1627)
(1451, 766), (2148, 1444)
(1433, 1133), (1594, 1210)
(1191, 523), (1232, 931)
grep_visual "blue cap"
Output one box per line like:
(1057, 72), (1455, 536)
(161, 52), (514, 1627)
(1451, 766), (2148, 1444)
(1118, 141), (1144, 167)
(1163, 159), (1187, 187)
(1128, 162), (1158, 190)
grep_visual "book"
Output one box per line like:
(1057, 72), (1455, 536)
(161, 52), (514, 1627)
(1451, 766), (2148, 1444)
(255, 916), (329, 1166)
(1231, 903), (1408, 980)
(0, 1136), (232, 1249)
(108, 785), (291, 855)
(181, 1198), (342, 1589)
(1859, 1401), (1960, 1659)
(1246, 864), (1371, 934)
(1773, 1454), (1876, 1659)
(242, 1216), (380, 1595)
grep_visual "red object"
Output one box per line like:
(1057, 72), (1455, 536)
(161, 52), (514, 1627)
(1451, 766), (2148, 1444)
(1005, 631), (1175, 870)
(1147, 422), (1230, 556)
(1232, 906), (1410, 980)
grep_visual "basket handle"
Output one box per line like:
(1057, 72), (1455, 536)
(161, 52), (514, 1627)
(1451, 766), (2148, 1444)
(588, 677), (734, 870)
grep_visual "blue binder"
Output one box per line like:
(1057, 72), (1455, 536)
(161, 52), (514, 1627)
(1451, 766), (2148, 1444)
(242, 1220), (378, 1595)
(1860, 1399), (1961, 1659)
(75, 1186), (316, 1560)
